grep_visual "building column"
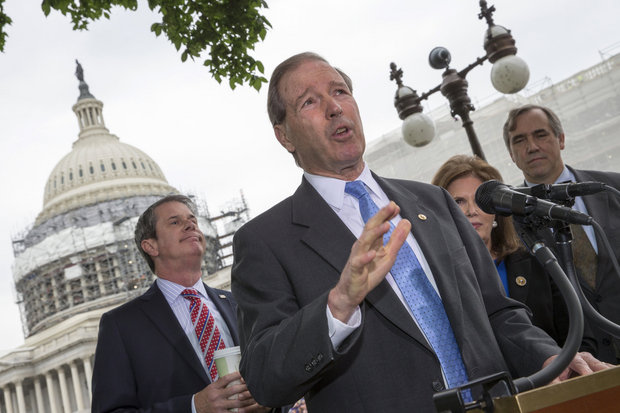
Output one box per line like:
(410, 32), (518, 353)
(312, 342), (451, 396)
(33, 377), (45, 413)
(3, 385), (14, 413)
(70, 361), (85, 411)
(14, 381), (26, 413)
(82, 356), (93, 405)
(57, 367), (71, 413)
(45, 372), (59, 413)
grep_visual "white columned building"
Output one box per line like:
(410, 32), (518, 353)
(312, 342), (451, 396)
(0, 64), (237, 412)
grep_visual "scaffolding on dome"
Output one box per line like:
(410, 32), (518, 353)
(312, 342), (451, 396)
(210, 190), (251, 268)
(11, 192), (247, 338)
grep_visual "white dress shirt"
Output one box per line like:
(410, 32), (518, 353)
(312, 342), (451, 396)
(304, 165), (442, 348)
(157, 278), (234, 374)
(157, 278), (235, 412)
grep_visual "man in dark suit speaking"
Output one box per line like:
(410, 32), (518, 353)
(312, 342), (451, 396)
(92, 195), (269, 412)
(231, 53), (609, 412)
(503, 104), (620, 364)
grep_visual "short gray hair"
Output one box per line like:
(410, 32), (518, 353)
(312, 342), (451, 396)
(503, 104), (564, 148)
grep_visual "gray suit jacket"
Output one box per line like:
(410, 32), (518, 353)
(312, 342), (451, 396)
(570, 166), (620, 363)
(232, 174), (559, 412)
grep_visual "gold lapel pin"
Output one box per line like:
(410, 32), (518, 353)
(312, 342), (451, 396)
(219, 294), (227, 299)
(515, 276), (527, 287)
(418, 214), (427, 221)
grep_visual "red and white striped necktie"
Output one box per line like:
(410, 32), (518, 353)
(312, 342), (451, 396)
(181, 289), (226, 381)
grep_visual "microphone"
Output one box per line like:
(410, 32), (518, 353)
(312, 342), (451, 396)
(513, 181), (607, 201)
(475, 180), (593, 225)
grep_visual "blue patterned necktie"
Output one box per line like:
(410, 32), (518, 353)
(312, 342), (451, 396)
(345, 180), (469, 391)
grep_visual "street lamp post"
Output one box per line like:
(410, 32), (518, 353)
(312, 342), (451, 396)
(390, 0), (530, 161)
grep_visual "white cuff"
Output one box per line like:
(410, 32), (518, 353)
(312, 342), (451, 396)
(326, 305), (361, 348)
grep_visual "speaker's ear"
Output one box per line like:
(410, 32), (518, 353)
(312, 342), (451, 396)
(274, 124), (296, 154)
(141, 239), (159, 257)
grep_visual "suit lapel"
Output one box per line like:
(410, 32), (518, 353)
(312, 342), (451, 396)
(139, 283), (210, 383)
(375, 175), (465, 351)
(292, 176), (439, 350)
(503, 253), (531, 303)
(291, 178), (355, 273)
(204, 285), (240, 345)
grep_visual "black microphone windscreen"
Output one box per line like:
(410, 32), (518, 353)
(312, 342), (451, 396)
(475, 180), (503, 214)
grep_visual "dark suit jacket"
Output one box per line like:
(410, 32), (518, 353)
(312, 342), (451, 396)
(232, 174), (560, 412)
(504, 249), (569, 345)
(569, 167), (620, 363)
(91, 281), (239, 412)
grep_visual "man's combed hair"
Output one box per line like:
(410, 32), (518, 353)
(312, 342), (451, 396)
(134, 194), (198, 272)
(267, 52), (353, 127)
(503, 104), (564, 148)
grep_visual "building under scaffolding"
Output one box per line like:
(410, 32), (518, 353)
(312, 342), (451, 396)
(365, 51), (620, 185)
(0, 65), (246, 412)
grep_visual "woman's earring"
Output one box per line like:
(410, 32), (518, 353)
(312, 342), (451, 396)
(492, 220), (498, 228)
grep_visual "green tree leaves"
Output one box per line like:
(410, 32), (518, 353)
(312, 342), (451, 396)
(1, 0), (270, 90)
(0, 1), (12, 51)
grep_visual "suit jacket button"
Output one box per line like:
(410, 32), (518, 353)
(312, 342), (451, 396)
(432, 380), (445, 392)
(305, 364), (312, 372)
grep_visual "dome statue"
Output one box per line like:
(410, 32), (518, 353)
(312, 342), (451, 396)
(36, 62), (176, 224)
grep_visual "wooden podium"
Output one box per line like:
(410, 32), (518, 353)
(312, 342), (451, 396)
(470, 366), (620, 413)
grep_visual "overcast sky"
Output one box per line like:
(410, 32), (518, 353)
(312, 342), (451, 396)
(0, 0), (618, 352)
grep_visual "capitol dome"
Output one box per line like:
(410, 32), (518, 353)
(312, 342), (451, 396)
(0, 63), (237, 412)
(37, 80), (174, 224)
(11, 64), (222, 337)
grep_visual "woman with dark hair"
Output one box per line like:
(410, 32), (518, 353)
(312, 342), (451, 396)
(432, 155), (594, 351)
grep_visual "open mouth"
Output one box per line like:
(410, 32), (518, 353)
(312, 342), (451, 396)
(334, 126), (349, 137)
(333, 126), (352, 140)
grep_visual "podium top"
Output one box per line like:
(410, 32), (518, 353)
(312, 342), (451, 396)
(472, 366), (620, 413)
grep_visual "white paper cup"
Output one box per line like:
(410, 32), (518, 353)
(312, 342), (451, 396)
(214, 346), (242, 411)
(214, 346), (241, 376)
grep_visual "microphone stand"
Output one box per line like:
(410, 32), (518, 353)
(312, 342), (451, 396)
(551, 221), (620, 339)
(433, 215), (584, 412)
(510, 217), (584, 392)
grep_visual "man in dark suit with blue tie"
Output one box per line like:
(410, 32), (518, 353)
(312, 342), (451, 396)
(503, 104), (620, 364)
(231, 53), (609, 412)
(91, 195), (269, 412)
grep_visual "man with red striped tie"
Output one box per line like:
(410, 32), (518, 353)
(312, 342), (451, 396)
(92, 195), (271, 412)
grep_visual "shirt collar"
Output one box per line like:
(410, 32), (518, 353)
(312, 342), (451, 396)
(525, 165), (574, 186)
(157, 277), (207, 302)
(304, 164), (380, 210)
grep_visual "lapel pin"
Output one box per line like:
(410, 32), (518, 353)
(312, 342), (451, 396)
(219, 294), (227, 299)
(515, 276), (527, 286)
(418, 214), (427, 221)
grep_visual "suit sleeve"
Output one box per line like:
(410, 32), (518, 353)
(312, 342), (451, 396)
(91, 311), (193, 413)
(231, 223), (363, 408)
